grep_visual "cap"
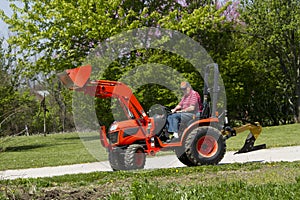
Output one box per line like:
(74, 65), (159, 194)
(180, 81), (191, 89)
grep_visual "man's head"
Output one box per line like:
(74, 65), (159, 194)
(180, 81), (191, 95)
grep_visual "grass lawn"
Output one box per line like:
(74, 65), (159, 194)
(0, 124), (299, 199)
(0, 132), (106, 170)
(0, 161), (299, 199)
(0, 123), (299, 170)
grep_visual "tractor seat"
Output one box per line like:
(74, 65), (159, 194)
(152, 114), (167, 135)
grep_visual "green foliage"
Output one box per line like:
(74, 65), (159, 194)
(220, 39), (295, 125)
(0, 0), (238, 132)
(1, 0), (299, 134)
(2, 0), (224, 132)
(236, 0), (300, 124)
(0, 38), (39, 136)
(0, 0), (183, 77)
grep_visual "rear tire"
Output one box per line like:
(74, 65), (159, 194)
(175, 147), (196, 166)
(124, 144), (146, 170)
(185, 126), (226, 165)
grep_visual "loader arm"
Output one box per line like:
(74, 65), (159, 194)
(57, 65), (149, 123)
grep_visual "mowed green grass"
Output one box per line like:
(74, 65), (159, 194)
(0, 123), (299, 170)
(0, 132), (107, 170)
(0, 162), (299, 199)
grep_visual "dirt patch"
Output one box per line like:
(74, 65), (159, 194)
(36, 180), (132, 200)
(41, 188), (98, 200)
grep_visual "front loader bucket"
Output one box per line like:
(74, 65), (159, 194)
(57, 65), (92, 89)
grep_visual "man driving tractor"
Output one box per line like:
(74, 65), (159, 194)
(58, 64), (266, 170)
(167, 81), (203, 141)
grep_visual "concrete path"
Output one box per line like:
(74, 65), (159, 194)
(1, 146), (300, 180)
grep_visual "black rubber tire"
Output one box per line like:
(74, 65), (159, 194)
(124, 144), (146, 170)
(185, 126), (226, 165)
(175, 147), (196, 166)
(108, 149), (126, 171)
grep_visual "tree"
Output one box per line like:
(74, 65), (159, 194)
(0, 37), (39, 136)
(0, 0), (185, 76)
(240, 0), (300, 123)
(1, 0), (234, 131)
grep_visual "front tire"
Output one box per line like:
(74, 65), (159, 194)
(108, 149), (126, 171)
(124, 144), (146, 170)
(185, 126), (226, 165)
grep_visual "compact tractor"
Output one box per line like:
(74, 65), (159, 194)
(58, 64), (266, 170)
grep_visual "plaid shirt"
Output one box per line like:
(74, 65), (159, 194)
(179, 90), (202, 113)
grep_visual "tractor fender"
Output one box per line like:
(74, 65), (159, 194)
(180, 117), (219, 143)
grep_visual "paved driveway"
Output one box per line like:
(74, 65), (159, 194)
(1, 146), (300, 180)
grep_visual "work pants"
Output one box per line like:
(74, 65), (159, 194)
(167, 112), (194, 133)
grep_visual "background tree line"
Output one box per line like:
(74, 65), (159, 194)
(0, 0), (299, 136)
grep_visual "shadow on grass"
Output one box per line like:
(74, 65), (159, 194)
(80, 135), (100, 142)
(59, 135), (99, 142)
(61, 136), (80, 140)
(0, 144), (55, 152)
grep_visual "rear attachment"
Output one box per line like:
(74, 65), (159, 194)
(222, 120), (266, 154)
(235, 132), (266, 154)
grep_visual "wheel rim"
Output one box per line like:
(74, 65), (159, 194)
(196, 135), (218, 157)
(135, 149), (145, 167)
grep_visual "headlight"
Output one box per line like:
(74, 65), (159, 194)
(108, 131), (119, 144)
(109, 124), (118, 131)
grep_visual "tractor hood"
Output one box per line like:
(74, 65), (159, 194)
(109, 119), (144, 132)
(57, 65), (92, 89)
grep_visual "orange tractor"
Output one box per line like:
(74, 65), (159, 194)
(58, 64), (266, 170)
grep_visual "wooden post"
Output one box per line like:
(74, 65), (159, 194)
(25, 125), (29, 136)
(41, 93), (48, 136)
(43, 108), (46, 134)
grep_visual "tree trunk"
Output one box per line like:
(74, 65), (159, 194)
(296, 76), (300, 123)
(53, 81), (67, 132)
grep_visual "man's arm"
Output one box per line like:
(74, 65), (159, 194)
(178, 105), (195, 113)
(171, 105), (182, 113)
